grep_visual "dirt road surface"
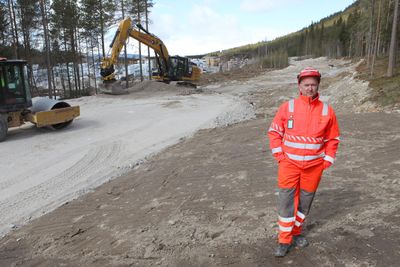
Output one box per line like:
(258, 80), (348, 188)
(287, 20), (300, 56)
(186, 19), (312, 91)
(0, 84), (253, 237)
(1, 58), (399, 266)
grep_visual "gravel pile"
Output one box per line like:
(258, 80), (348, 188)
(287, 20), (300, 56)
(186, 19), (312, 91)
(210, 97), (256, 128)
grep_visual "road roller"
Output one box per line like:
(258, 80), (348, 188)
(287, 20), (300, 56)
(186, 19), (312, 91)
(0, 58), (80, 141)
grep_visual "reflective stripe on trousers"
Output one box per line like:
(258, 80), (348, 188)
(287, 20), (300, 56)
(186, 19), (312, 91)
(277, 159), (324, 244)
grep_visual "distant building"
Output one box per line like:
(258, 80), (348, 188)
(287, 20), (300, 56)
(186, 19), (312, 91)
(203, 55), (220, 67)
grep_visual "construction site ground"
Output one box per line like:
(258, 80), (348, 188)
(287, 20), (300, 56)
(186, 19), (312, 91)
(1, 57), (400, 266)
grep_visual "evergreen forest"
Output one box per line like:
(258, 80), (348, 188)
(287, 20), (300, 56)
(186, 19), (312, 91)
(220, 0), (399, 78)
(0, 0), (153, 98)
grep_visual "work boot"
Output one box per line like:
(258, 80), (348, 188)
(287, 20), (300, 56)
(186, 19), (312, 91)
(274, 243), (292, 257)
(293, 235), (309, 248)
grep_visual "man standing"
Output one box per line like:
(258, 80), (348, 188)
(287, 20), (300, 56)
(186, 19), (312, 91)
(268, 67), (340, 257)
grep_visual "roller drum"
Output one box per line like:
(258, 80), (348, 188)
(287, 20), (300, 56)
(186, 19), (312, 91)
(31, 97), (73, 129)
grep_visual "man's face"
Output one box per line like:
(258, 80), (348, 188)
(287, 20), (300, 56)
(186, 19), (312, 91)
(298, 77), (319, 98)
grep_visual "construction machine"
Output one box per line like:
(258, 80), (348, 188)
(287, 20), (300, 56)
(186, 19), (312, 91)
(100, 17), (201, 93)
(0, 58), (80, 141)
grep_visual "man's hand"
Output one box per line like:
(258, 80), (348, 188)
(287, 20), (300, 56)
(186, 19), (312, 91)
(274, 152), (285, 163)
(323, 161), (332, 170)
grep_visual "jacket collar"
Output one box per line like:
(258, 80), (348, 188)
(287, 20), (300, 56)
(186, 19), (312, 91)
(299, 93), (320, 104)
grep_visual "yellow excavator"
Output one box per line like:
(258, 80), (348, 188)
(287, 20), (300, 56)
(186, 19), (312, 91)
(0, 57), (80, 141)
(100, 17), (201, 92)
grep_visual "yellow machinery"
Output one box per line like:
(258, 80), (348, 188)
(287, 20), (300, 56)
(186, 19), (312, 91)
(0, 58), (80, 141)
(100, 17), (201, 87)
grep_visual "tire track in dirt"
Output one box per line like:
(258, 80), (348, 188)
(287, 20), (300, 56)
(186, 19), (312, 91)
(0, 141), (123, 234)
(0, 92), (253, 237)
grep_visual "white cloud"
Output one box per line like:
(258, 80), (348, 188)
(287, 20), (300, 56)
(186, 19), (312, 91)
(150, 4), (248, 55)
(146, 1), (298, 56)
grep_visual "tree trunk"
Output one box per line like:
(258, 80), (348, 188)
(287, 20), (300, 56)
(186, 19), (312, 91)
(348, 38), (353, 57)
(99, 0), (106, 58)
(387, 0), (399, 77)
(71, 28), (80, 96)
(90, 38), (98, 94)
(39, 0), (53, 98)
(371, 0), (382, 77)
(66, 62), (72, 98)
(51, 68), (56, 97)
(137, 0), (143, 82)
(8, 0), (19, 58)
(77, 30), (85, 95)
(367, 0), (376, 67)
(121, 0), (129, 88)
(63, 35), (72, 97)
(60, 70), (66, 98)
(145, 0), (151, 79)
(85, 38), (91, 90)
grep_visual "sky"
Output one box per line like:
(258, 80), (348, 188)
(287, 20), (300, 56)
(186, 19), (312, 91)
(144, 0), (355, 56)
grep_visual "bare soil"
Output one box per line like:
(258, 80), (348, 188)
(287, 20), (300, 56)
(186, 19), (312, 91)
(1, 58), (400, 266)
(198, 63), (268, 86)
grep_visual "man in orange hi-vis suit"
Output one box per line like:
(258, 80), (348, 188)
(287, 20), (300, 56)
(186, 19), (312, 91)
(268, 67), (340, 257)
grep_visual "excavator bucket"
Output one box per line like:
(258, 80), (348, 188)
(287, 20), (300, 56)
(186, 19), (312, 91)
(99, 80), (129, 95)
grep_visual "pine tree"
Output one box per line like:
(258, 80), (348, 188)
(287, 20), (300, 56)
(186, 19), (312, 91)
(51, 0), (80, 97)
(387, 0), (399, 77)
(0, 1), (10, 48)
(80, 0), (115, 58)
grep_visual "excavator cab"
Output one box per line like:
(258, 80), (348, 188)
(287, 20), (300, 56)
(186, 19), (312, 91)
(0, 58), (32, 113)
(169, 56), (192, 80)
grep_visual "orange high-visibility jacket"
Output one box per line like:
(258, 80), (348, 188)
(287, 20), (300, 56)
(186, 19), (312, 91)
(268, 94), (340, 169)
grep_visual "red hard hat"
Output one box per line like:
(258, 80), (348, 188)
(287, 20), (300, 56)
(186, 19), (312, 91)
(297, 67), (321, 83)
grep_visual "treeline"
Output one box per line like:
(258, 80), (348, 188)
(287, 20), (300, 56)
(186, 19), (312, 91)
(221, 0), (399, 76)
(0, 0), (153, 98)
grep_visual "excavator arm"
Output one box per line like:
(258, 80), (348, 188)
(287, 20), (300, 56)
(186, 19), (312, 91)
(132, 23), (170, 78)
(100, 18), (133, 82)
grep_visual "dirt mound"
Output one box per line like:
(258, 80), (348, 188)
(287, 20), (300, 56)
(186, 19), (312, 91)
(123, 80), (206, 97)
(127, 80), (173, 92)
(97, 80), (174, 95)
(198, 63), (269, 86)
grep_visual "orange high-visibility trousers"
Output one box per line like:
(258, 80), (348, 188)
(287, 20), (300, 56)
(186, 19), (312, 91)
(277, 159), (324, 244)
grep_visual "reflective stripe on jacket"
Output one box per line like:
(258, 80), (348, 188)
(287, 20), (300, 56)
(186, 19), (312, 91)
(268, 93), (340, 169)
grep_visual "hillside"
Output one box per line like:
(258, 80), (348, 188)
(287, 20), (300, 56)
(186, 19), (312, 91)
(208, 0), (400, 110)
(217, 1), (357, 58)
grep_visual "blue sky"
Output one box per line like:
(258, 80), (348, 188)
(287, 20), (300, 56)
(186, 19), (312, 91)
(144, 0), (355, 56)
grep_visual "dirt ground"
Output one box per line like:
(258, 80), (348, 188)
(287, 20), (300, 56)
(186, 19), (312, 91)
(1, 58), (400, 266)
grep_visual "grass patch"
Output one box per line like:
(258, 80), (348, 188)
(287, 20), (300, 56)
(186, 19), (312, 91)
(356, 57), (400, 107)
